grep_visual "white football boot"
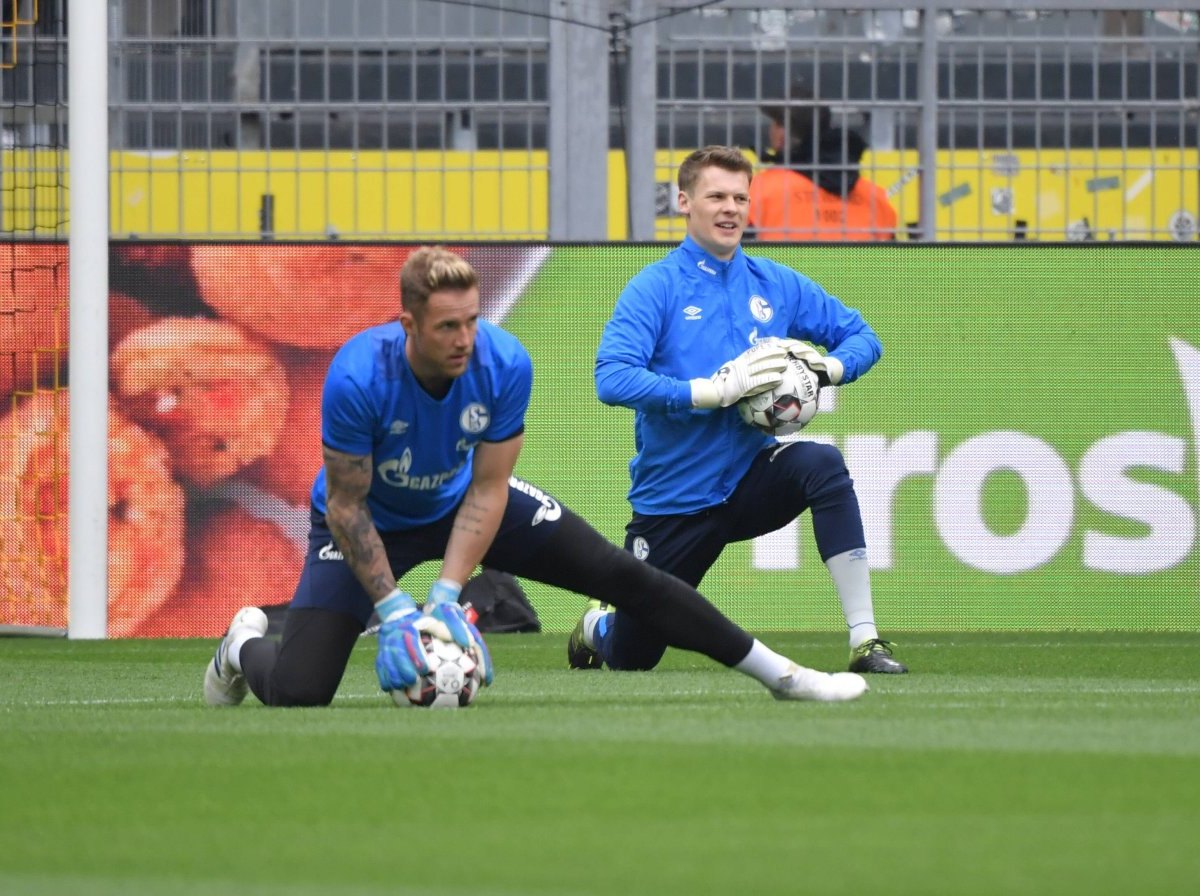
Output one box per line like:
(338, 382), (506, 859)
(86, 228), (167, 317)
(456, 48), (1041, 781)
(203, 606), (269, 706)
(770, 663), (869, 702)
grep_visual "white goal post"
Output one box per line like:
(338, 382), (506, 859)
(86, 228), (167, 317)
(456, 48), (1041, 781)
(67, 0), (109, 639)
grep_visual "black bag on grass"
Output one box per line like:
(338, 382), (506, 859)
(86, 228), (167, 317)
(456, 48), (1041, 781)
(459, 569), (541, 633)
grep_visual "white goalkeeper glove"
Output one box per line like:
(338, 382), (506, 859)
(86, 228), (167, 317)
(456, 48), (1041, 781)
(690, 341), (789, 409)
(777, 338), (844, 387)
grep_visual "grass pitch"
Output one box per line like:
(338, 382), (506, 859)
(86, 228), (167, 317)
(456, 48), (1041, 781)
(2, 632), (1198, 896)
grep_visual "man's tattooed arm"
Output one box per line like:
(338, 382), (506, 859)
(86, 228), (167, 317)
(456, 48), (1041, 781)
(322, 444), (396, 602)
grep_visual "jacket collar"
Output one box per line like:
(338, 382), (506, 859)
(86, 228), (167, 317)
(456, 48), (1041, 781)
(680, 235), (742, 277)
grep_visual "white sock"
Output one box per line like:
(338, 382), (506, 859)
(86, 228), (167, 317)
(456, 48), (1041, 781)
(825, 548), (878, 648)
(580, 608), (606, 648)
(734, 639), (797, 685)
(848, 622), (879, 649)
(225, 627), (259, 674)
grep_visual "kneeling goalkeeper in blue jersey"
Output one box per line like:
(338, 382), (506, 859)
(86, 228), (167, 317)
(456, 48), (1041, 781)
(572, 145), (906, 676)
(202, 246), (867, 706)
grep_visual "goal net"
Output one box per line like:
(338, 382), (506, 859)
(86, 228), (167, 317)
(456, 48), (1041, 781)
(1, 0), (69, 635)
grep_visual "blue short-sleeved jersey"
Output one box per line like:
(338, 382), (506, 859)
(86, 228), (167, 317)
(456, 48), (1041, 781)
(595, 236), (882, 515)
(311, 319), (532, 530)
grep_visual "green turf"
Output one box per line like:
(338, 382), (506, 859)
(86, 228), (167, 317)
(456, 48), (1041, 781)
(2, 632), (1198, 896)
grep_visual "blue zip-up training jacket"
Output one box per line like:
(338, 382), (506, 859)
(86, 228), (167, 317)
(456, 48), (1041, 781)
(595, 235), (882, 515)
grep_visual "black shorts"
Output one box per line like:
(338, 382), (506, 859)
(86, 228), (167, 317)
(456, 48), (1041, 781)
(624, 439), (862, 585)
(289, 476), (566, 626)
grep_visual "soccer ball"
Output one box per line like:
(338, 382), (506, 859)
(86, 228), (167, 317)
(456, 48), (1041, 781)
(395, 631), (482, 709)
(737, 355), (821, 437)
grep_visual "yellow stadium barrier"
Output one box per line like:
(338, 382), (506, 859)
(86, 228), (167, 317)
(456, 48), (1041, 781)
(2, 147), (1195, 242)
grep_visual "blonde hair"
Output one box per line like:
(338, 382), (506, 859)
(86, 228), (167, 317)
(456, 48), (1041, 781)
(399, 246), (478, 313)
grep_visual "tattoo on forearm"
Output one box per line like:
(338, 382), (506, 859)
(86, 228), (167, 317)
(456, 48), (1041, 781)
(324, 445), (394, 600)
(330, 513), (394, 598)
(451, 495), (487, 537)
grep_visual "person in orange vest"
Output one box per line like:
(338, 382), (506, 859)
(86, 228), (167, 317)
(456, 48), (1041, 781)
(749, 87), (898, 241)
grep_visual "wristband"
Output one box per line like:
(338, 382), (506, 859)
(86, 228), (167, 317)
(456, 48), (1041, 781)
(376, 588), (416, 621)
(689, 378), (721, 409)
(427, 577), (463, 607)
(822, 356), (844, 386)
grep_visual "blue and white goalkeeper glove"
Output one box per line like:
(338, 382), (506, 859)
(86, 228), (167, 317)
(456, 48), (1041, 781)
(374, 589), (429, 692)
(424, 577), (494, 686)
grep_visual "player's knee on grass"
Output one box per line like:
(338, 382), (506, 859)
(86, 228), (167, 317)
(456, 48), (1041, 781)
(268, 676), (341, 707)
(238, 640), (335, 706)
(604, 648), (667, 672)
(252, 607), (360, 707)
(601, 613), (669, 671)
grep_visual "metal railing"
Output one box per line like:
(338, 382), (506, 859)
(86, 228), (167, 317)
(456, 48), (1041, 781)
(1, 1), (1196, 240)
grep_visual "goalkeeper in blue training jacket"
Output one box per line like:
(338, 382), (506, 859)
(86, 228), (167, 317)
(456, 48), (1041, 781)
(203, 246), (870, 707)
(568, 145), (907, 676)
